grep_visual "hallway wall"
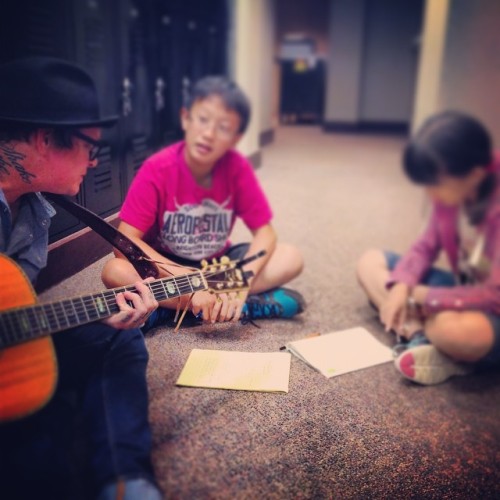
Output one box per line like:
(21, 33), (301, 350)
(438, 0), (500, 146)
(324, 0), (423, 128)
(230, 0), (500, 148)
(324, 0), (365, 124)
(411, 0), (450, 132)
(229, 0), (276, 160)
(359, 0), (422, 123)
(412, 0), (500, 145)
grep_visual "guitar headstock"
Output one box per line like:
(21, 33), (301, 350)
(200, 256), (253, 294)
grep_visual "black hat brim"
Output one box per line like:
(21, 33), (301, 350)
(0, 57), (121, 129)
(0, 115), (119, 128)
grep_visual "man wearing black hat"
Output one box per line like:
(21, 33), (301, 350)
(0, 57), (161, 499)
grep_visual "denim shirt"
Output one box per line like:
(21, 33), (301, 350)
(0, 188), (55, 284)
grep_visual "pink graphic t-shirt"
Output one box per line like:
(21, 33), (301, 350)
(120, 141), (273, 261)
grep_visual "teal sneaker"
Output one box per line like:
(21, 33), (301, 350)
(241, 287), (305, 320)
(142, 287), (305, 330)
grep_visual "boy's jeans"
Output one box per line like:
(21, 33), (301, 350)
(1, 323), (155, 499)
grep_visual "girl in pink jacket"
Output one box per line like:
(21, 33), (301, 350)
(357, 110), (500, 385)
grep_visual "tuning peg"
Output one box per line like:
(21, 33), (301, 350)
(201, 259), (208, 269)
(220, 256), (230, 265)
(212, 258), (218, 265)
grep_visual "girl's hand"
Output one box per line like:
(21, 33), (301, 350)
(380, 282), (410, 332)
(104, 279), (158, 329)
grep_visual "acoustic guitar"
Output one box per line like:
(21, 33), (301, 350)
(0, 253), (251, 423)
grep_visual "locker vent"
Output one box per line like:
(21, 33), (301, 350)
(93, 144), (113, 192)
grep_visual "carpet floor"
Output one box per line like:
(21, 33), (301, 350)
(41, 126), (500, 499)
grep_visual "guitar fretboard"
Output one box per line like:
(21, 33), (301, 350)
(0, 271), (206, 349)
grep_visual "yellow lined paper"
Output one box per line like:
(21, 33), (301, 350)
(176, 349), (291, 393)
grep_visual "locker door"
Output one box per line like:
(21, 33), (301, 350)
(197, 0), (228, 76)
(153, 0), (178, 147)
(116, 0), (158, 194)
(73, 0), (123, 218)
(165, 0), (229, 141)
(177, 4), (217, 100)
(0, 0), (72, 61)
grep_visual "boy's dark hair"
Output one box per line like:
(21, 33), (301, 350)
(403, 110), (493, 185)
(0, 122), (76, 149)
(184, 76), (251, 134)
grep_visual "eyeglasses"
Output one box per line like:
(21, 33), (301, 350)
(72, 130), (105, 162)
(189, 112), (237, 140)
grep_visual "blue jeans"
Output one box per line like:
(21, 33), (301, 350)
(0, 323), (155, 499)
(385, 251), (500, 365)
(385, 251), (456, 287)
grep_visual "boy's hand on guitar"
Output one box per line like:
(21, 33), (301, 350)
(210, 290), (247, 323)
(190, 289), (248, 324)
(190, 290), (218, 323)
(103, 279), (158, 329)
(231, 289), (248, 322)
(380, 282), (410, 333)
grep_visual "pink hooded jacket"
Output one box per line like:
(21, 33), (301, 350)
(389, 157), (500, 316)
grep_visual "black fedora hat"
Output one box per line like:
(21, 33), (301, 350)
(0, 56), (118, 127)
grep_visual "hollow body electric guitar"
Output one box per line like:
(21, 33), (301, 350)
(0, 253), (252, 423)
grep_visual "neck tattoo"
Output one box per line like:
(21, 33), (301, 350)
(0, 144), (36, 184)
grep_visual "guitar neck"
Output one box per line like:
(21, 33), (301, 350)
(0, 271), (206, 349)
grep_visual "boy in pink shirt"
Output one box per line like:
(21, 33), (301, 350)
(102, 76), (304, 329)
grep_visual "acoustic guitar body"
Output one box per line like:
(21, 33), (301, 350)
(0, 255), (57, 423)
(0, 249), (254, 423)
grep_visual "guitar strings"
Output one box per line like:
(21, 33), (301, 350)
(7, 270), (245, 320)
(2, 267), (249, 343)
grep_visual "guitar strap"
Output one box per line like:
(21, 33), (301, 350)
(44, 194), (160, 280)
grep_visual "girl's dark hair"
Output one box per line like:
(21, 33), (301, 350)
(403, 111), (493, 185)
(0, 122), (76, 149)
(184, 76), (251, 134)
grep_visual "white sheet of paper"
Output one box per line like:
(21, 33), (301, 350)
(287, 327), (393, 378)
(176, 349), (291, 393)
